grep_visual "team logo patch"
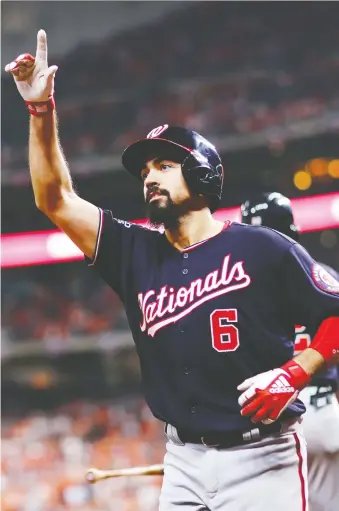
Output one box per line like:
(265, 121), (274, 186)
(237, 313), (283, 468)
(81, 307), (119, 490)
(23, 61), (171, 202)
(312, 264), (339, 294)
(147, 124), (169, 139)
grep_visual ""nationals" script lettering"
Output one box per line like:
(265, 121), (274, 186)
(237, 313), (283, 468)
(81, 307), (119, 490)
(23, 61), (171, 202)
(138, 255), (251, 337)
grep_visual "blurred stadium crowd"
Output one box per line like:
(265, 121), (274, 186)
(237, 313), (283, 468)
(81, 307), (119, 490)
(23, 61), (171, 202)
(2, 2), (339, 172)
(2, 398), (164, 511)
(2, 265), (126, 344)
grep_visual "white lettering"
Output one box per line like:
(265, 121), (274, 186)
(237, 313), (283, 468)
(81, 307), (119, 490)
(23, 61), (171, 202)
(138, 290), (155, 331)
(176, 287), (189, 308)
(146, 301), (157, 324)
(188, 279), (203, 302)
(138, 255), (251, 336)
(220, 255), (231, 285)
(156, 286), (169, 317)
(203, 270), (219, 292)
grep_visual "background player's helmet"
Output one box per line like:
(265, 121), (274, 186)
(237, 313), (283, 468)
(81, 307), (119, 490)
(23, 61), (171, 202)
(241, 192), (299, 241)
(122, 125), (224, 212)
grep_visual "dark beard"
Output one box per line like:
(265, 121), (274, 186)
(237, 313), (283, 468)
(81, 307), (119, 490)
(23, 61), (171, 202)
(146, 195), (179, 229)
(145, 185), (199, 229)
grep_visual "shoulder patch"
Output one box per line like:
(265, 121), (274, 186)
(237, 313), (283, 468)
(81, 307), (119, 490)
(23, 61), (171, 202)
(312, 264), (339, 294)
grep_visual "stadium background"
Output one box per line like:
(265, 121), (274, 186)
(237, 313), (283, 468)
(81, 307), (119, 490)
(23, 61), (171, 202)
(1, 2), (339, 510)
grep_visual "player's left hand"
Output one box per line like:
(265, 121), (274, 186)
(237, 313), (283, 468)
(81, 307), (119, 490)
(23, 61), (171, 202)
(5, 30), (57, 111)
(237, 360), (311, 424)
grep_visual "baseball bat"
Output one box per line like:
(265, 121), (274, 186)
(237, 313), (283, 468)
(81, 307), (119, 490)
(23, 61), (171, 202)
(86, 464), (164, 484)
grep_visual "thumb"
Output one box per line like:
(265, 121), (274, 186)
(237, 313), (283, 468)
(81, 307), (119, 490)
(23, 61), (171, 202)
(45, 65), (58, 92)
(46, 65), (58, 79)
(237, 376), (256, 391)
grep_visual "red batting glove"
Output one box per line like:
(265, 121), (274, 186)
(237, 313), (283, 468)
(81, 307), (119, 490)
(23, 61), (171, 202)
(237, 360), (310, 424)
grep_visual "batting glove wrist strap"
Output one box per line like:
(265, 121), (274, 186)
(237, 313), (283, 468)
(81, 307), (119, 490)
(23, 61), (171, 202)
(25, 94), (55, 117)
(280, 359), (311, 390)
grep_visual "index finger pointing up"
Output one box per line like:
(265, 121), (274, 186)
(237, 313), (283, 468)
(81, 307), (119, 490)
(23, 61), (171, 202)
(36, 29), (48, 63)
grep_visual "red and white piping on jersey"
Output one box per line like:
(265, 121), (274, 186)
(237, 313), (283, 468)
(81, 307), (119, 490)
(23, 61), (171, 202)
(180, 221), (231, 253)
(293, 433), (308, 511)
(138, 254), (251, 337)
(89, 210), (230, 264)
(88, 208), (104, 266)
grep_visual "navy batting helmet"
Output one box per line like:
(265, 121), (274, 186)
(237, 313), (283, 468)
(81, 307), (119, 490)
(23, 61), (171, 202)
(241, 192), (299, 241)
(122, 125), (224, 212)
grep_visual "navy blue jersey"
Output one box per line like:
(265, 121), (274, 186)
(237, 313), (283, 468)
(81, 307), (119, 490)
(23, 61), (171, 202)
(87, 210), (339, 434)
(294, 264), (339, 391)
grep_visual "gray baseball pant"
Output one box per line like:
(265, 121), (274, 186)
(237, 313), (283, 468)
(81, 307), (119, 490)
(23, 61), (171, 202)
(159, 419), (308, 511)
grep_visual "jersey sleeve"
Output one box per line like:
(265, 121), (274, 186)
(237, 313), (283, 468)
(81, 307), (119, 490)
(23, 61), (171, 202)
(281, 243), (339, 328)
(86, 208), (151, 299)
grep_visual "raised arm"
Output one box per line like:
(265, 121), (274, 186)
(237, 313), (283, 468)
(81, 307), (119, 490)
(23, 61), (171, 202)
(5, 30), (99, 259)
(28, 111), (99, 259)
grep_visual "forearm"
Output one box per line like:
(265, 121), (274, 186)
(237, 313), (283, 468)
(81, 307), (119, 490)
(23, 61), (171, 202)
(29, 111), (74, 212)
(6, 32), (100, 259)
(293, 348), (327, 377)
(293, 316), (339, 377)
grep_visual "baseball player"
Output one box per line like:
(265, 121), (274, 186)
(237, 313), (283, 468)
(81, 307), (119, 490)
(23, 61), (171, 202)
(241, 192), (339, 511)
(6, 31), (339, 511)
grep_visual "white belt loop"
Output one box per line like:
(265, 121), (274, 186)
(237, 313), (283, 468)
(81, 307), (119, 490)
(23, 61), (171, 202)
(201, 436), (220, 447)
(165, 424), (185, 446)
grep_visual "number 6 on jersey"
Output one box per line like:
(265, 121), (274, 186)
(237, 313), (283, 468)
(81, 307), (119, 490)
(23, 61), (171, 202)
(210, 309), (240, 352)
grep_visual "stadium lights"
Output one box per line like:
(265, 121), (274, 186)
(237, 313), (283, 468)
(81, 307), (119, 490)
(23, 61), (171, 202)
(328, 160), (339, 179)
(293, 171), (312, 191)
(294, 159), (339, 190)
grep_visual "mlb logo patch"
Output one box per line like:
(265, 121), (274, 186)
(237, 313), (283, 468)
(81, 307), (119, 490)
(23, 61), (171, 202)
(312, 264), (339, 294)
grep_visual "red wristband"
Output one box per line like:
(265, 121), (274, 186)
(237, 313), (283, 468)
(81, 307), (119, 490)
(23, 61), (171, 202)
(281, 359), (311, 389)
(309, 317), (339, 362)
(25, 95), (55, 116)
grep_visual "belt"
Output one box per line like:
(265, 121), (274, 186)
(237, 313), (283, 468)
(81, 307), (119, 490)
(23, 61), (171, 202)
(174, 421), (283, 449)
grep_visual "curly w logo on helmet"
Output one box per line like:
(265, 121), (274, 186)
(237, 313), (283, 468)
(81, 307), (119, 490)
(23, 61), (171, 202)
(147, 125), (169, 139)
